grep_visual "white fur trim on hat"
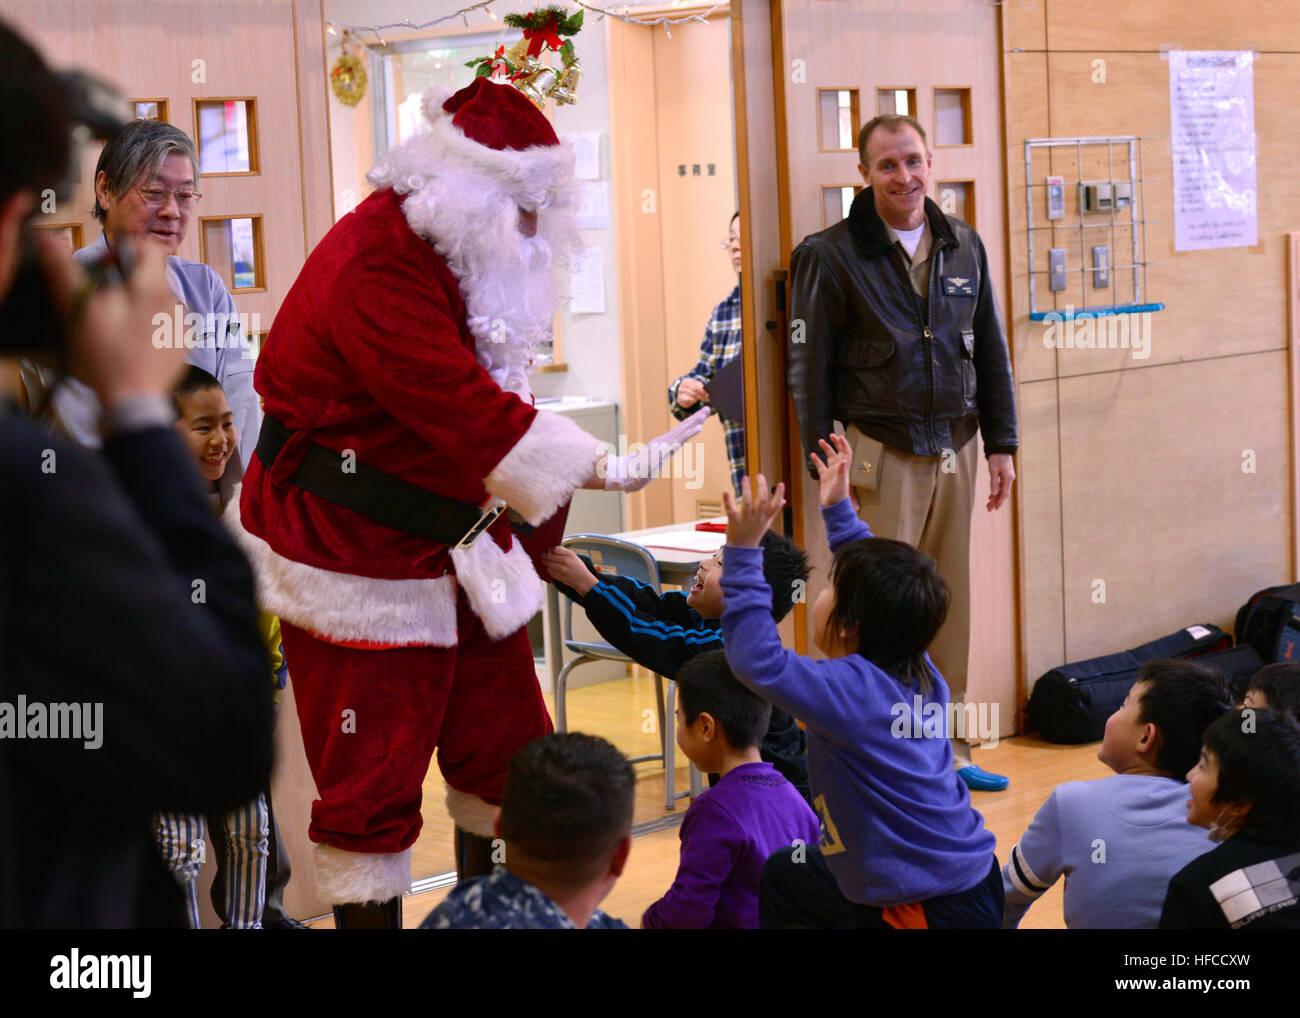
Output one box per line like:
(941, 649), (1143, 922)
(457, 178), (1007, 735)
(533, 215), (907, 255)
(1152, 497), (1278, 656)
(450, 527), (544, 640)
(315, 843), (412, 905)
(223, 490), (458, 647)
(484, 410), (603, 526)
(424, 103), (574, 203)
(420, 84), (458, 125)
(446, 786), (500, 838)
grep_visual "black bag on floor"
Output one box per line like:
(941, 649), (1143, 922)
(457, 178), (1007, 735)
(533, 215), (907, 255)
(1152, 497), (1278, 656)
(1235, 583), (1300, 662)
(1194, 643), (1266, 702)
(1026, 624), (1231, 744)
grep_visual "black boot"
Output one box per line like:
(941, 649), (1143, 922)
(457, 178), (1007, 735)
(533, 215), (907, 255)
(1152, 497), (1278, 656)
(453, 826), (496, 881)
(331, 897), (402, 930)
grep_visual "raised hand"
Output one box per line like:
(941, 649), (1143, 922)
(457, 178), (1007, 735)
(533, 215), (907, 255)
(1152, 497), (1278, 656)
(722, 473), (786, 548)
(810, 433), (853, 509)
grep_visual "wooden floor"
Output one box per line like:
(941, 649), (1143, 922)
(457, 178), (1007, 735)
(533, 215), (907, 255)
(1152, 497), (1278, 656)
(308, 673), (1109, 929)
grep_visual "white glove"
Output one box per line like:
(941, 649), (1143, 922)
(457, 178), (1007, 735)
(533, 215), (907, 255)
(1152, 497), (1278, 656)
(602, 408), (712, 493)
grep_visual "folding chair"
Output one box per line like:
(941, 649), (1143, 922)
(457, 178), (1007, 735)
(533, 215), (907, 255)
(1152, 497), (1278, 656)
(554, 533), (703, 810)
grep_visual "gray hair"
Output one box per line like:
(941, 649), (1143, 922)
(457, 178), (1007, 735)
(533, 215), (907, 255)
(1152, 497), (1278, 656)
(91, 119), (197, 222)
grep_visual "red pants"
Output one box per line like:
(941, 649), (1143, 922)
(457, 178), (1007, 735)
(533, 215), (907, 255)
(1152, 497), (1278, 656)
(279, 591), (552, 855)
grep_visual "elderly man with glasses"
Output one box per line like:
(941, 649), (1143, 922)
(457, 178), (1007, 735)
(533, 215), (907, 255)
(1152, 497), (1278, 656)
(23, 118), (261, 497)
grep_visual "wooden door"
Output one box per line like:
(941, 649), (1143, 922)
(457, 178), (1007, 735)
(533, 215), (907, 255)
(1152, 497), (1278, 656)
(732, 0), (1017, 733)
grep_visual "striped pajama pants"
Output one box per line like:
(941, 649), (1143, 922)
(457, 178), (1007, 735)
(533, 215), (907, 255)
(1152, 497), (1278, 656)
(155, 794), (270, 929)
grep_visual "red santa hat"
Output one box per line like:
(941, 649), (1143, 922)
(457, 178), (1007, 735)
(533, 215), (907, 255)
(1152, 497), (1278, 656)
(420, 77), (573, 201)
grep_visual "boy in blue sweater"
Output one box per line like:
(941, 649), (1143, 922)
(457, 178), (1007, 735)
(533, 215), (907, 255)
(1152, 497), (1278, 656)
(1002, 659), (1232, 928)
(721, 434), (1002, 928)
(544, 528), (812, 802)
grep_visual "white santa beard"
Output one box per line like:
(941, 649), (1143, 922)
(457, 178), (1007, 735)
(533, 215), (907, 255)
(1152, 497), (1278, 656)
(375, 154), (579, 400)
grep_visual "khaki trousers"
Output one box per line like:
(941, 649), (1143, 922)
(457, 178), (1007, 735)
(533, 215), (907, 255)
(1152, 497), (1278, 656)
(848, 427), (978, 763)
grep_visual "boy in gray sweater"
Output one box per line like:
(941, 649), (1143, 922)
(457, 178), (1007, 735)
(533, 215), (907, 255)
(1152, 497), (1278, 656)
(1003, 659), (1234, 928)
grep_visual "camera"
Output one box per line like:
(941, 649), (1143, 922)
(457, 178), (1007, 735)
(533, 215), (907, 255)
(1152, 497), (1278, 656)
(0, 70), (131, 355)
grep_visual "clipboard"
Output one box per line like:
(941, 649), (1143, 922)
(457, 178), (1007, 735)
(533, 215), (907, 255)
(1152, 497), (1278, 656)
(704, 355), (745, 422)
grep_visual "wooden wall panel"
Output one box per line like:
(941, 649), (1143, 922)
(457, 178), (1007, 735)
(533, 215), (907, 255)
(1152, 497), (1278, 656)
(1057, 355), (1290, 655)
(1002, 0), (1300, 703)
(1042, 0), (1300, 52)
(1016, 380), (1066, 687)
(1002, 0), (1047, 54)
(608, 17), (670, 531)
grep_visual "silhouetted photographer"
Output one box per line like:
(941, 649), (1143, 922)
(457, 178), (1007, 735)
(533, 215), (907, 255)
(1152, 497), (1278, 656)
(0, 19), (270, 928)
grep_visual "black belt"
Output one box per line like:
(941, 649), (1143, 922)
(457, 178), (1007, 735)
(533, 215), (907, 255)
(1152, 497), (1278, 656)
(255, 415), (505, 548)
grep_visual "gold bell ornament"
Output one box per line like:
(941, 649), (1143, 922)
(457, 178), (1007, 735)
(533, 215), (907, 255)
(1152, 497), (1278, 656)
(550, 58), (581, 106)
(517, 59), (560, 110)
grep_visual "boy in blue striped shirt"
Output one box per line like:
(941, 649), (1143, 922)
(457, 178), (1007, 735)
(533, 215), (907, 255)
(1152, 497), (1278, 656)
(543, 530), (812, 802)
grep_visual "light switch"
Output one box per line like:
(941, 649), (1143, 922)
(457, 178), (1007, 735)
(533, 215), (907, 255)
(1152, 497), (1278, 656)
(1049, 248), (1067, 292)
(1091, 245), (1110, 289)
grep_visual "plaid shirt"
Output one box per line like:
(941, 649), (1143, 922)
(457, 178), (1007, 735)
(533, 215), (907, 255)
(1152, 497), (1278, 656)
(669, 284), (746, 494)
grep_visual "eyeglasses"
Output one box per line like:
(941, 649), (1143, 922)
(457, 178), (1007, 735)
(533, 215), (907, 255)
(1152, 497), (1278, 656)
(719, 235), (741, 250)
(133, 184), (202, 209)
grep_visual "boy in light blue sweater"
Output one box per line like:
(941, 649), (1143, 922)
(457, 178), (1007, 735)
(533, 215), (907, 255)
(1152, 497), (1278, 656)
(721, 435), (1002, 928)
(1003, 659), (1233, 928)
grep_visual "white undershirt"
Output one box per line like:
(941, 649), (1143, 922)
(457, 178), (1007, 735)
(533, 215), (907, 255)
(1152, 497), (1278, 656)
(894, 223), (926, 260)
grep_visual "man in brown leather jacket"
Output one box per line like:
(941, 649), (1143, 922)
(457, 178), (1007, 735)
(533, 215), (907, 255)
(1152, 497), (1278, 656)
(788, 114), (1017, 791)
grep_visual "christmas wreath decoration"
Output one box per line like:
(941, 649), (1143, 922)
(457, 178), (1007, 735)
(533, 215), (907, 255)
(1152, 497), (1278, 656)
(330, 35), (368, 106)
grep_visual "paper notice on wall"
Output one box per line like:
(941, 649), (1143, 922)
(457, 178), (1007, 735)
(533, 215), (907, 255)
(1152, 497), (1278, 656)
(570, 245), (605, 314)
(576, 181), (610, 230)
(1168, 50), (1258, 251)
(562, 131), (601, 180)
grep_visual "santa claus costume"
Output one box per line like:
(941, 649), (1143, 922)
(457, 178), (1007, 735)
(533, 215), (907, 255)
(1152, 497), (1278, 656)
(227, 78), (704, 928)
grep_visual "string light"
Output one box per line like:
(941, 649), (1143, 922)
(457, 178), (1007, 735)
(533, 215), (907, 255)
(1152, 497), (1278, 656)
(324, 0), (726, 37)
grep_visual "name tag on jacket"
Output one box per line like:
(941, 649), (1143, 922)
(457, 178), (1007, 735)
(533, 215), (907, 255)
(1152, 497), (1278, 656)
(942, 275), (975, 296)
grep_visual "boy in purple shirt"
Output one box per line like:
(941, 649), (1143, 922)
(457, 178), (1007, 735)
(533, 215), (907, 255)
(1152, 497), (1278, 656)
(641, 651), (820, 929)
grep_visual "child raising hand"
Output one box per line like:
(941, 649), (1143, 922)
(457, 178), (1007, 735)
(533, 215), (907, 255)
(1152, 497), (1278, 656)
(721, 473), (786, 549)
(810, 434), (853, 508)
(717, 440), (1003, 929)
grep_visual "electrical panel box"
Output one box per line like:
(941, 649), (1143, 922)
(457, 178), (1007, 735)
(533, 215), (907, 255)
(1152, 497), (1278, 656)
(1045, 175), (1066, 220)
(1081, 181), (1133, 213)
